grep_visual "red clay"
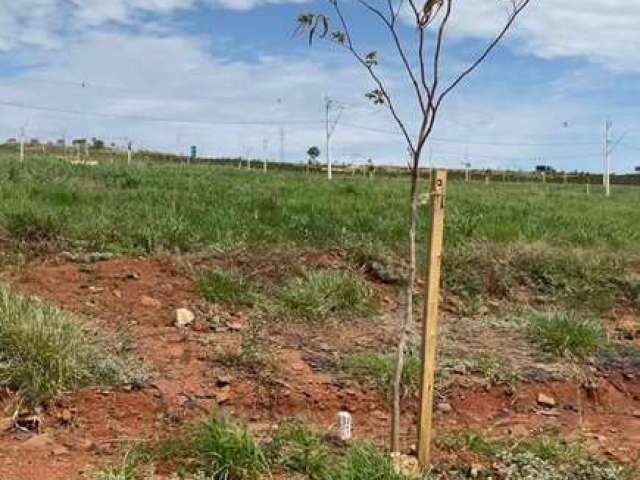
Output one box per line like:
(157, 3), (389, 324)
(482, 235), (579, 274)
(0, 255), (638, 478)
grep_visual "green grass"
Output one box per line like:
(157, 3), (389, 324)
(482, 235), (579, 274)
(265, 420), (335, 479)
(0, 287), (147, 405)
(436, 431), (629, 480)
(196, 268), (258, 307)
(272, 269), (377, 323)
(112, 415), (416, 480)
(193, 416), (268, 480)
(3, 157), (640, 257)
(527, 310), (604, 359)
(338, 351), (420, 397)
(444, 242), (640, 312)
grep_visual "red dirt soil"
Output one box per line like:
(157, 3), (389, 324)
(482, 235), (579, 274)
(1, 256), (639, 479)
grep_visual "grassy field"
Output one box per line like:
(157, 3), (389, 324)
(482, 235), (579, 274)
(1, 154), (639, 479)
(1, 155), (640, 255)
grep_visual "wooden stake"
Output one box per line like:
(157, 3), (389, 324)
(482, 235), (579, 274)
(417, 169), (447, 467)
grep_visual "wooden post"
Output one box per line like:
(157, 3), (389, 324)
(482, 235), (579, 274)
(417, 169), (447, 467)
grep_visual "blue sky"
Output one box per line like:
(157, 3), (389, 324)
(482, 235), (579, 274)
(0, 0), (638, 172)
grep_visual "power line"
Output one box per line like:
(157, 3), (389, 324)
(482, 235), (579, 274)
(0, 99), (322, 127)
(339, 122), (601, 148)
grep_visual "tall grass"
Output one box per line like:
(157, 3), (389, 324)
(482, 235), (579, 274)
(0, 287), (146, 405)
(2, 157), (640, 255)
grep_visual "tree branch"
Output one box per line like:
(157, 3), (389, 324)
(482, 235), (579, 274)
(435, 0), (531, 108)
(331, 0), (417, 152)
(355, 0), (426, 114)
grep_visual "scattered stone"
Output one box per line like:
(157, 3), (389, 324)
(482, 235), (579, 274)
(140, 295), (161, 308)
(216, 375), (233, 387)
(124, 271), (140, 280)
(215, 386), (232, 404)
(537, 393), (556, 408)
(227, 321), (245, 331)
(390, 452), (420, 477)
(367, 261), (403, 284)
(174, 308), (195, 328)
(57, 409), (73, 425)
(78, 439), (96, 452)
(112, 289), (122, 299)
(632, 411), (640, 418)
(436, 402), (453, 414)
(470, 464), (483, 478)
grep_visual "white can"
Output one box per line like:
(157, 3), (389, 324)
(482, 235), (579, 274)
(336, 411), (353, 441)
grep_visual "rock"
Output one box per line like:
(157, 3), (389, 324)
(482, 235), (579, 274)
(537, 393), (556, 408)
(367, 261), (403, 284)
(436, 402), (453, 414)
(632, 410), (640, 418)
(58, 409), (73, 425)
(227, 321), (244, 331)
(174, 308), (195, 327)
(390, 453), (420, 477)
(140, 295), (161, 308)
(216, 375), (233, 387)
(215, 386), (232, 404)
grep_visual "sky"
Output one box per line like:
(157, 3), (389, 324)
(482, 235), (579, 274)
(0, 0), (639, 172)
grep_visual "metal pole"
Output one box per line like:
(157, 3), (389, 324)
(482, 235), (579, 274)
(326, 96), (332, 180)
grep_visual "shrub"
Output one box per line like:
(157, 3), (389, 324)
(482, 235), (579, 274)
(527, 310), (604, 359)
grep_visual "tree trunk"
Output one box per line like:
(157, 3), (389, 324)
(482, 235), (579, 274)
(391, 157), (421, 453)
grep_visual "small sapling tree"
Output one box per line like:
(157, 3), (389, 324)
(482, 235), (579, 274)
(297, 0), (532, 453)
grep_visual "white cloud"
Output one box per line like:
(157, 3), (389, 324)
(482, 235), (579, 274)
(447, 0), (640, 72)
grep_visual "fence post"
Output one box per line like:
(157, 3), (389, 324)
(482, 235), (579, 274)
(417, 169), (448, 467)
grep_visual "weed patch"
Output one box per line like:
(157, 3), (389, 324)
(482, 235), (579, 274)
(338, 351), (420, 397)
(193, 416), (268, 480)
(0, 287), (147, 405)
(197, 269), (257, 307)
(527, 310), (604, 359)
(273, 269), (377, 323)
(436, 431), (629, 480)
(444, 242), (640, 313)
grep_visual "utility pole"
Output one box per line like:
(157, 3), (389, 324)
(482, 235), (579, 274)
(19, 127), (25, 162)
(604, 120), (612, 197)
(324, 96), (344, 180)
(262, 138), (269, 173)
(279, 127), (285, 164)
(326, 97), (332, 180)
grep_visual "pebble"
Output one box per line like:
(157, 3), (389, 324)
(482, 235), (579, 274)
(174, 308), (195, 327)
(537, 393), (556, 408)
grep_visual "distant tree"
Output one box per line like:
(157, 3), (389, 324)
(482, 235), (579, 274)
(307, 146), (320, 162)
(92, 138), (105, 149)
(635, 166), (640, 173)
(298, 0), (532, 454)
(307, 146), (321, 174)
